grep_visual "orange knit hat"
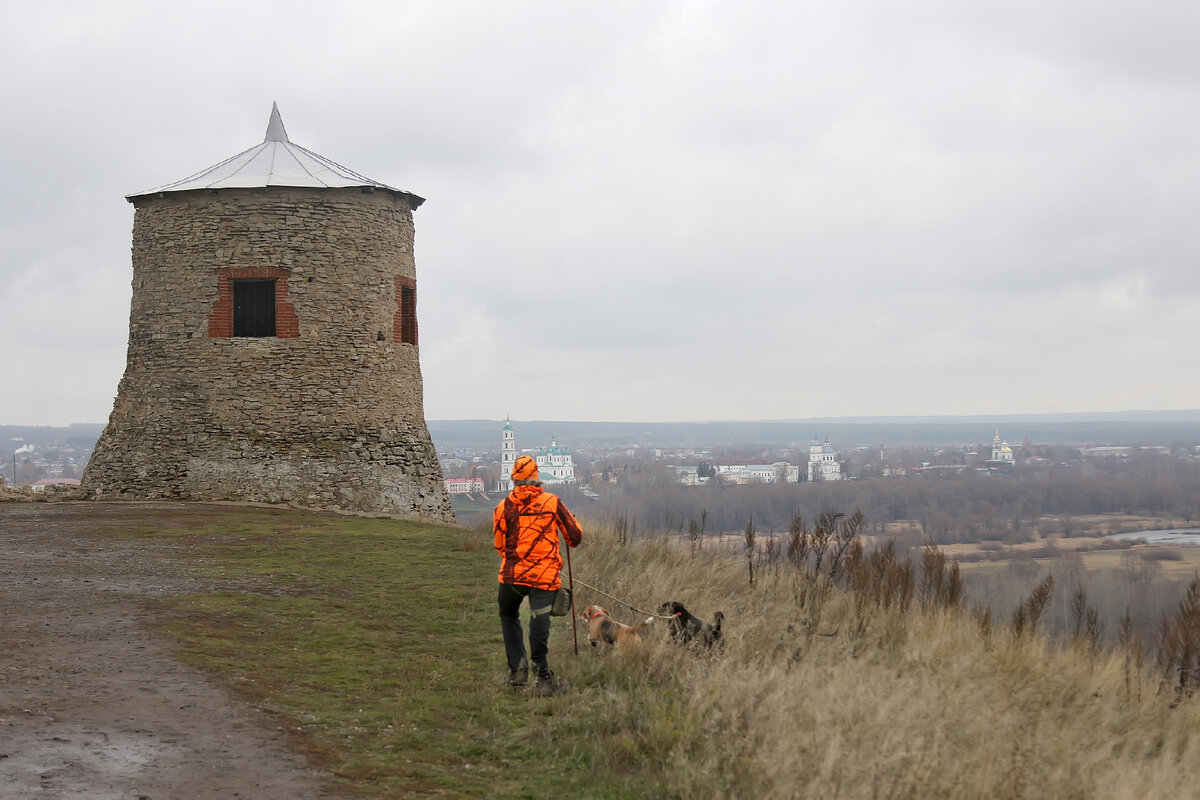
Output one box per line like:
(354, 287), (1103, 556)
(512, 455), (539, 482)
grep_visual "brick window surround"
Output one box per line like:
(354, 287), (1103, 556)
(394, 275), (418, 345)
(209, 267), (299, 338)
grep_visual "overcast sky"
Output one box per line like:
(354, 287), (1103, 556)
(3, 1), (1199, 426)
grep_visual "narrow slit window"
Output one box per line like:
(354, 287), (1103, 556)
(399, 284), (417, 345)
(233, 280), (276, 337)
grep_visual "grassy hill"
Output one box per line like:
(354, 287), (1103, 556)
(96, 505), (1200, 797)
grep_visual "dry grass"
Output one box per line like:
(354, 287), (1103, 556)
(880, 514), (1185, 542)
(565, 519), (1200, 799)
(114, 504), (1200, 798)
(939, 533), (1200, 581)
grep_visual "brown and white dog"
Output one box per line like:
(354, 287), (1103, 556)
(581, 605), (654, 647)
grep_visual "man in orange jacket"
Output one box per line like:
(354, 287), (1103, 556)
(494, 455), (583, 695)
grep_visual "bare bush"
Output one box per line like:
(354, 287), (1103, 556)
(787, 514), (809, 571)
(568, 514), (1200, 799)
(1070, 585), (1102, 651)
(1155, 576), (1200, 702)
(744, 516), (757, 585)
(1012, 574), (1055, 637)
(918, 541), (964, 611)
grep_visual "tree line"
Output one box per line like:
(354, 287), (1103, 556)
(578, 458), (1200, 544)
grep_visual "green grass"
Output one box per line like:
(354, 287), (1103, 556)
(135, 508), (661, 799)
(100, 504), (1200, 798)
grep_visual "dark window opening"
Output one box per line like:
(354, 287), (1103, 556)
(234, 280), (276, 337)
(399, 285), (417, 345)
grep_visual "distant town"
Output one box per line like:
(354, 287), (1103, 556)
(434, 418), (1200, 502)
(6, 417), (1200, 501)
(1, 424), (100, 491)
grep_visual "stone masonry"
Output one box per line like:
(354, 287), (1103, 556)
(83, 186), (454, 521)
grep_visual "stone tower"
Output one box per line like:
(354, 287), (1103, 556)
(83, 105), (453, 521)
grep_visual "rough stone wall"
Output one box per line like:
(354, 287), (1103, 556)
(83, 186), (454, 522)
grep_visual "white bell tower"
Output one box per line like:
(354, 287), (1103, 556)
(498, 416), (515, 492)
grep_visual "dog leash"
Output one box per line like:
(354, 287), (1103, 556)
(571, 577), (674, 620)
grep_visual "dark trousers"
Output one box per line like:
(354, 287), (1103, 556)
(498, 583), (556, 676)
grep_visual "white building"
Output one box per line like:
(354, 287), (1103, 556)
(437, 456), (469, 478)
(536, 435), (576, 485)
(990, 431), (1014, 464)
(498, 417), (516, 493)
(808, 439), (843, 481)
(718, 463), (799, 484)
(444, 478), (485, 495)
(675, 466), (700, 485)
(496, 420), (576, 490)
(677, 462), (799, 485)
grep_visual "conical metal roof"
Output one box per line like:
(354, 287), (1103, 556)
(127, 103), (423, 206)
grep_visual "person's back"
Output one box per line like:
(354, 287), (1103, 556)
(492, 456), (581, 695)
(494, 481), (579, 589)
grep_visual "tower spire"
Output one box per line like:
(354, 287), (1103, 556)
(264, 102), (289, 143)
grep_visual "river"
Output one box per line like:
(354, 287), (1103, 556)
(1105, 528), (1200, 545)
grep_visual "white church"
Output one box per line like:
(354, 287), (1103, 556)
(496, 417), (576, 492)
(989, 430), (1014, 465)
(807, 437), (843, 482)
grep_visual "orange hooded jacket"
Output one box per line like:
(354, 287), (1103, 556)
(493, 483), (583, 590)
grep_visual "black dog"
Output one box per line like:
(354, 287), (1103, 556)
(658, 601), (724, 649)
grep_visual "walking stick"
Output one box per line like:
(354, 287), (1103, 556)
(564, 535), (579, 655)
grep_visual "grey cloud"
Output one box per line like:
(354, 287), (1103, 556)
(3, 1), (1199, 424)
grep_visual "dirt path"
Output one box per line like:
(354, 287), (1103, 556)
(0, 502), (342, 799)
